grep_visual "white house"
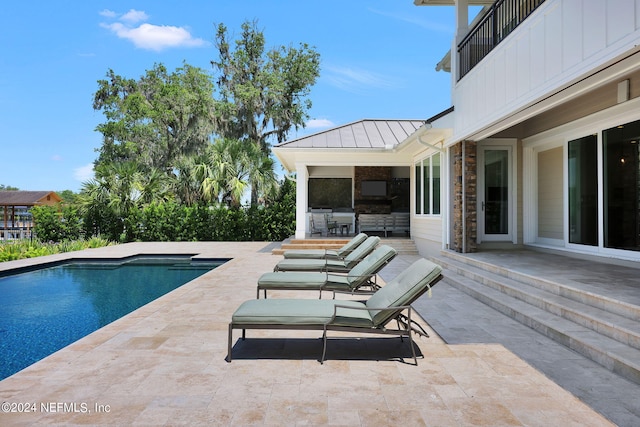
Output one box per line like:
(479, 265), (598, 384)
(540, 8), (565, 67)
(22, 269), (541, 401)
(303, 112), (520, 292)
(274, 0), (640, 262)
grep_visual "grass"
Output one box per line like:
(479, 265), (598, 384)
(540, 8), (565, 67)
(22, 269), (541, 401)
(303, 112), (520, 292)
(0, 237), (114, 262)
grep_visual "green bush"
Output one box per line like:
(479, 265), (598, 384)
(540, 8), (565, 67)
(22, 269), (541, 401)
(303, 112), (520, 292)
(31, 205), (83, 242)
(0, 237), (113, 262)
(31, 180), (297, 244)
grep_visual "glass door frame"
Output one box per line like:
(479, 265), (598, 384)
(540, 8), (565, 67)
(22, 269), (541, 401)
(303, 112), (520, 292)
(477, 139), (517, 243)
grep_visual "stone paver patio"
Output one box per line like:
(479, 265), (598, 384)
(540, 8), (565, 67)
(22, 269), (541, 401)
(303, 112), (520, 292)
(0, 242), (613, 426)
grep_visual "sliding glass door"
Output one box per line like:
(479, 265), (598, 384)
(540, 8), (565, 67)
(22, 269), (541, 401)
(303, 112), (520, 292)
(568, 135), (598, 246)
(603, 119), (640, 251)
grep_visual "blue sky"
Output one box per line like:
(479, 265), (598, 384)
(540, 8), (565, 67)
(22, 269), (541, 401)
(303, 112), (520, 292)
(0, 1), (460, 193)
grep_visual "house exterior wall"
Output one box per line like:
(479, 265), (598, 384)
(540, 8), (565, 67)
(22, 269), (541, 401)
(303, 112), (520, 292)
(522, 94), (640, 260)
(537, 146), (564, 240)
(451, 0), (640, 143)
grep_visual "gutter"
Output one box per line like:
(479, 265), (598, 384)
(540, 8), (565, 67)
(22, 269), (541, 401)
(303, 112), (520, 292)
(414, 123), (445, 153)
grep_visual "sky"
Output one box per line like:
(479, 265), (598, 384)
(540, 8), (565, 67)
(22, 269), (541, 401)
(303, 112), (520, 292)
(0, 1), (461, 193)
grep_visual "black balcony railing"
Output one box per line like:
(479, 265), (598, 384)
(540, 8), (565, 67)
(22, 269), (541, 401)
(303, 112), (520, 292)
(457, 0), (546, 80)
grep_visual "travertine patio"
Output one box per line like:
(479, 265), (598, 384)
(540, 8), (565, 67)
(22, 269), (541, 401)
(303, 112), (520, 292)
(0, 242), (613, 426)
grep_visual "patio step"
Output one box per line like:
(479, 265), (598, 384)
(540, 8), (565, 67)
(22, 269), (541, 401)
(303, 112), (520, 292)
(271, 239), (350, 255)
(432, 250), (640, 386)
(271, 237), (419, 256)
(381, 238), (419, 255)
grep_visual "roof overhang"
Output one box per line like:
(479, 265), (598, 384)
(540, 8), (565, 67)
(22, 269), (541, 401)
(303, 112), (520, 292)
(274, 114), (455, 172)
(457, 46), (640, 142)
(274, 119), (426, 172)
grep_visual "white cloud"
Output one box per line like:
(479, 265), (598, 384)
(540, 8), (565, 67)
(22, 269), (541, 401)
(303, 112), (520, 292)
(323, 65), (398, 93)
(51, 154), (63, 161)
(74, 163), (94, 183)
(100, 9), (207, 51)
(306, 119), (335, 129)
(368, 8), (453, 34)
(120, 9), (149, 24)
(99, 9), (117, 18)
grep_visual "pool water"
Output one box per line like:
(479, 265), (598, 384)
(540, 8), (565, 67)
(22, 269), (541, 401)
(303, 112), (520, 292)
(0, 256), (225, 381)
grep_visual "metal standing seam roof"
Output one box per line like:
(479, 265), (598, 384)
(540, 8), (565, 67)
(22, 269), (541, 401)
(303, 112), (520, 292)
(0, 191), (60, 206)
(275, 119), (426, 150)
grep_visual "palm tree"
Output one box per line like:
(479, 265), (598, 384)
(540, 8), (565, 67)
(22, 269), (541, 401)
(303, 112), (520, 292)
(195, 138), (278, 207)
(78, 162), (173, 240)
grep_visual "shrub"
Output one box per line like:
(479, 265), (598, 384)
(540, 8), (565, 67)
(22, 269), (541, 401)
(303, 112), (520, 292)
(0, 238), (114, 262)
(31, 205), (83, 242)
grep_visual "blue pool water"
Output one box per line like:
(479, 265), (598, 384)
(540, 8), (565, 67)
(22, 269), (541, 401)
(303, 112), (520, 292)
(0, 256), (225, 381)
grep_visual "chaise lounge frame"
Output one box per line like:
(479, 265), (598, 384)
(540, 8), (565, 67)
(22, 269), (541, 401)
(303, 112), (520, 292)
(228, 259), (443, 365)
(273, 236), (380, 273)
(257, 244), (398, 299)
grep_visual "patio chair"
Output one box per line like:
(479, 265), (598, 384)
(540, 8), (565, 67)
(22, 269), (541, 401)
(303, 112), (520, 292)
(283, 232), (368, 260)
(309, 213), (324, 236)
(273, 236), (380, 272)
(325, 213), (338, 235)
(310, 213), (337, 236)
(258, 244), (397, 298)
(227, 258), (443, 365)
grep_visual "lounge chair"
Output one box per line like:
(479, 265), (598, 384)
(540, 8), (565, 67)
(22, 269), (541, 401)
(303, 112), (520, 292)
(257, 244), (397, 298)
(283, 232), (368, 260)
(227, 258), (443, 365)
(273, 236), (380, 272)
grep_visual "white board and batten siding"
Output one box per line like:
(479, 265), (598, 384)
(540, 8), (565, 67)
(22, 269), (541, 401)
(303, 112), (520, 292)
(452, 0), (640, 143)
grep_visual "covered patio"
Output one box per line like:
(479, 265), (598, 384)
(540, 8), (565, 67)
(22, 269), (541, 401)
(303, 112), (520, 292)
(274, 119), (433, 239)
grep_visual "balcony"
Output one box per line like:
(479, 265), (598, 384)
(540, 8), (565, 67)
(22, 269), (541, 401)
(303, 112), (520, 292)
(457, 0), (545, 80)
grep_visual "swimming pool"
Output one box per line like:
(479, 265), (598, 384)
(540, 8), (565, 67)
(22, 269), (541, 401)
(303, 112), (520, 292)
(0, 256), (226, 381)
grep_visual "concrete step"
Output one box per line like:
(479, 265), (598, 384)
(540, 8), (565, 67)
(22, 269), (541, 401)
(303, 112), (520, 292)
(271, 239), (350, 256)
(289, 239), (350, 245)
(381, 238), (419, 255)
(271, 237), (419, 256)
(438, 250), (640, 321)
(431, 251), (640, 386)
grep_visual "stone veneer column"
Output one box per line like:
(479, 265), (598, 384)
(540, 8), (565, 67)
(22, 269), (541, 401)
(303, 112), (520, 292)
(451, 141), (477, 253)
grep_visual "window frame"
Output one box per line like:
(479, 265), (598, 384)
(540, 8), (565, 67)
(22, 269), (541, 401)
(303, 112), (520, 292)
(414, 152), (441, 217)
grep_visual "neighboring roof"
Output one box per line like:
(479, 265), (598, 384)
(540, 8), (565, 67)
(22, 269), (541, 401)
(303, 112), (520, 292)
(0, 191), (61, 206)
(275, 119), (425, 150)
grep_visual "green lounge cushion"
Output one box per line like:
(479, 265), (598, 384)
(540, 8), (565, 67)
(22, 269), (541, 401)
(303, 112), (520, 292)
(258, 272), (350, 291)
(346, 245), (397, 288)
(258, 272), (327, 287)
(274, 258), (348, 272)
(366, 258), (442, 326)
(275, 236), (380, 272)
(283, 249), (338, 259)
(260, 245), (397, 294)
(283, 233), (368, 259)
(232, 299), (373, 327)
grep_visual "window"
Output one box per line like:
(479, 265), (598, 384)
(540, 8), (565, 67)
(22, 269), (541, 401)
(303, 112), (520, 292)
(415, 153), (441, 215)
(568, 135), (598, 246)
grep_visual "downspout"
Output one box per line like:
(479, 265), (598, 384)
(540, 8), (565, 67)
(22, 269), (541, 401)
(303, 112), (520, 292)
(415, 123), (445, 153)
